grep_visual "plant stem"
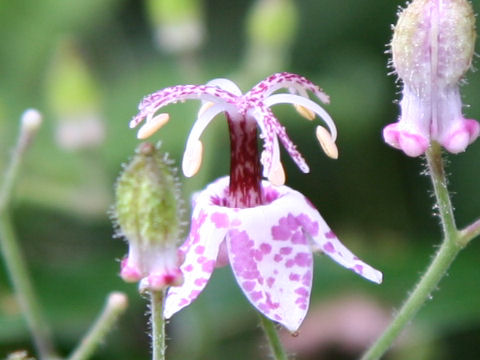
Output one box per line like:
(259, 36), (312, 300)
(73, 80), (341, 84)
(0, 214), (59, 360)
(258, 314), (288, 360)
(67, 292), (128, 360)
(425, 143), (457, 239)
(360, 234), (460, 359)
(361, 143), (463, 360)
(459, 218), (480, 247)
(0, 110), (59, 360)
(150, 290), (166, 360)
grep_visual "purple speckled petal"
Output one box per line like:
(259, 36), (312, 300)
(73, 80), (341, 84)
(260, 182), (382, 284)
(252, 106), (309, 177)
(247, 72), (330, 104)
(294, 195), (383, 284)
(130, 85), (240, 129)
(164, 179), (233, 318)
(226, 182), (314, 332)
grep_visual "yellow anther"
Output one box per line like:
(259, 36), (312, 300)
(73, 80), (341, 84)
(268, 162), (286, 186)
(182, 140), (203, 177)
(137, 113), (170, 139)
(316, 126), (338, 159)
(198, 101), (215, 117)
(294, 104), (315, 121)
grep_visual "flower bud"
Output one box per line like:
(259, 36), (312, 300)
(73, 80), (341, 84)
(383, 0), (479, 156)
(46, 37), (105, 150)
(243, 0), (298, 77)
(145, 0), (205, 53)
(247, 0), (297, 48)
(114, 142), (183, 290)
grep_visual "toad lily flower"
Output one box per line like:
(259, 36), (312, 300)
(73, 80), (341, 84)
(383, 0), (479, 157)
(130, 72), (382, 332)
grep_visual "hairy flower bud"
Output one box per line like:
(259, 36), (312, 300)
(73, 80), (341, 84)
(384, 0), (479, 156)
(114, 142), (183, 291)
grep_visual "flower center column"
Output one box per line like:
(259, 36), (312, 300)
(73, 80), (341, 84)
(226, 114), (263, 208)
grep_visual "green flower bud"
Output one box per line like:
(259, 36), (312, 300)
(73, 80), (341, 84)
(145, 0), (205, 53)
(247, 0), (298, 48)
(114, 142), (183, 291)
(46, 37), (104, 150)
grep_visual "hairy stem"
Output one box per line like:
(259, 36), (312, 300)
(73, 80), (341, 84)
(361, 143), (463, 360)
(150, 290), (166, 360)
(258, 314), (288, 360)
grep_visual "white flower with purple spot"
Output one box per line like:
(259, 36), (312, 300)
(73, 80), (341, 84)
(130, 72), (382, 332)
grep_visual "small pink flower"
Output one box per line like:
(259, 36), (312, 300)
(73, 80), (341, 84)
(131, 72), (382, 331)
(383, 0), (479, 157)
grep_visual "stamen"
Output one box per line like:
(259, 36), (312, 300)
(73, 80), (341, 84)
(137, 113), (170, 139)
(182, 139), (203, 177)
(316, 126), (338, 159)
(294, 104), (316, 121)
(268, 162), (286, 186)
(197, 101), (215, 117)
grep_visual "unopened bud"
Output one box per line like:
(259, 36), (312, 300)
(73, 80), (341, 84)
(114, 142), (183, 290)
(145, 0), (205, 53)
(384, 0), (479, 156)
(392, 0), (475, 91)
(21, 109), (42, 133)
(46, 37), (104, 150)
(247, 0), (297, 48)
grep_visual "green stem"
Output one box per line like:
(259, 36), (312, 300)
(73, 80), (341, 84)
(426, 143), (457, 239)
(258, 314), (288, 360)
(360, 236), (460, 359)
(0, 111), (59, 360)
(150, 290), (166, 360)
(68, 292), (128, 360)
(361, 143), (463, 360)
(459, 218), (480, 247)
(0, 214), (59, 360)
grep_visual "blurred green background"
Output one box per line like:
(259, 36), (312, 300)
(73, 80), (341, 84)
(1, 0), (480, 359)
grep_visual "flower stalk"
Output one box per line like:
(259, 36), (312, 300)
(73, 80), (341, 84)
(0, 110), (59, 360)
(361, 142), (477, 359)
(258, 313), (288, 360)
(150, 290), (166, 360)
(67, 292), (128, 360)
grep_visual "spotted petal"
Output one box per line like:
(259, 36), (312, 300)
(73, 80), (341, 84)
(294, 195), (383, 284)
(130, 85), (240, 129)
(164, 180), (232, 318)
(226, 187), (314, 332)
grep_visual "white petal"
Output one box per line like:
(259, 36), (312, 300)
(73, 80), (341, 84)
(263, 93), (337, 141)
(226, 196), (314, 332)
(164, 179), (233, 318)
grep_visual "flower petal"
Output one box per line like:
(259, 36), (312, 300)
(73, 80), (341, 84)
(266, 183), (382, 284)
(248, 72), (330, 104)
(254, 107), (309, 176)
(164, 180), (232, 318)
(130, 85), (239, 129)
(226, 183), (314, 332)
(263, 93), (337, 141)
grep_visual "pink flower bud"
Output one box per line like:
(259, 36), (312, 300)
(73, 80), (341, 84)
(383, 0), (479, 156)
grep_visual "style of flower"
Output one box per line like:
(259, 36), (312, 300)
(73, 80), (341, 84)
(130, 72), (382, 331)
(383, 0), (479, 157)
